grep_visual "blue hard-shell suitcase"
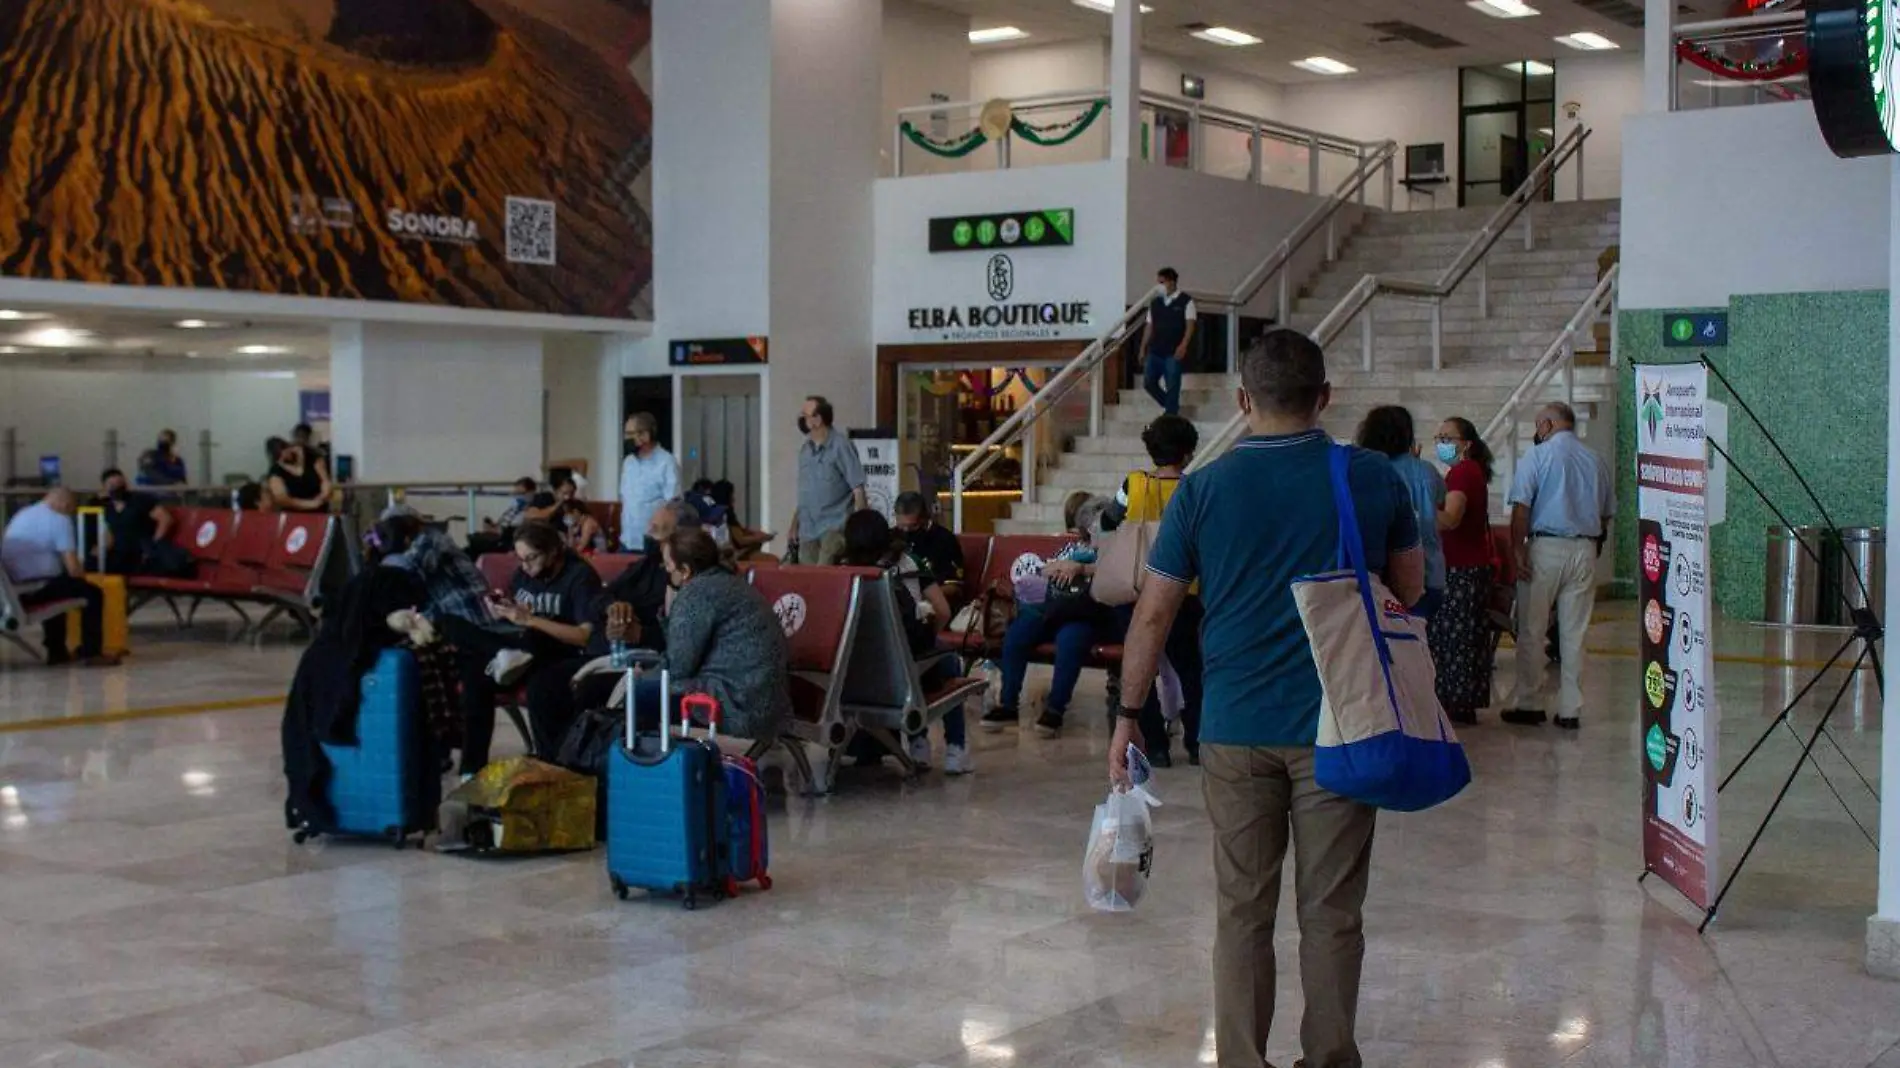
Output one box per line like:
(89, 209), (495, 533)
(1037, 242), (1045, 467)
(307, 648), (438, 848)
(606, 670), (727, 908)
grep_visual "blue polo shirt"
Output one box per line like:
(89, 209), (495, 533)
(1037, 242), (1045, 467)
(1146, 431), (1420, 747)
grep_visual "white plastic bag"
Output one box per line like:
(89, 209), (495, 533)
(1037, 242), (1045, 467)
(1155, 654), (1184, 724)
(971, 658), (1003, 712)
(1083, 781), (1160, 913)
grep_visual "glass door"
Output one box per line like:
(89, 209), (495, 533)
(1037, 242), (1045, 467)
(1458, 62), (1556, 207)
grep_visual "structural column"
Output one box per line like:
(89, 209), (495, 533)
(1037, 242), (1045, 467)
(1108, 0), (1141, 161)
(1643, 0), (1675, 112)
(1872, 157), (1900, 980)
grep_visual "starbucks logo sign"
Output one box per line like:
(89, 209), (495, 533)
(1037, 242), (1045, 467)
(1810, 0), (1900, 157)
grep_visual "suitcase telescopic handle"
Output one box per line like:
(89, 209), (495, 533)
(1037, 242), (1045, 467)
(626, 667), (673, 754)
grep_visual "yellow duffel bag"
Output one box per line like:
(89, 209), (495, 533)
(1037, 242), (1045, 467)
(438, 757), (597, 854)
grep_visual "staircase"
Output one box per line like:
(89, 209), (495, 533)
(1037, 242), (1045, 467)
(997, 199), (1621, 533)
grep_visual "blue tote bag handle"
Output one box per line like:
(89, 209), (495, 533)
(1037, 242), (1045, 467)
(1328, 446), (1402, 724)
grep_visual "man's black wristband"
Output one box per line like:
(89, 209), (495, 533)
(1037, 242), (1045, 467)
(1116, 707), (1144, 721)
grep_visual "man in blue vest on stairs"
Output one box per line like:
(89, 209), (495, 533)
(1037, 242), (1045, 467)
(1137, 266), (1197, 416)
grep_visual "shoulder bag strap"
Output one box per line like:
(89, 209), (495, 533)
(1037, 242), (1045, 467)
(1329, 446), (1403, 727)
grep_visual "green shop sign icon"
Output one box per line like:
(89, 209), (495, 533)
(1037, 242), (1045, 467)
(1669, 318), (1695, 342)
(976, 219), (998, 246)
(952, 220), (974, 247)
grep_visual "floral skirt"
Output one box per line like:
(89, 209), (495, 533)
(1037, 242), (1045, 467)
(1427, 566), (1495, 714)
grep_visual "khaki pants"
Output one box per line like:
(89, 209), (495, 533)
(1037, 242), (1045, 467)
(1202, 745), (1376, 1068)
(794, 529), (846, 566)
(1510, 536), (1598, 720)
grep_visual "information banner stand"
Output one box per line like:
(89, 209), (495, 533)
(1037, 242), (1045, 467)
(1635, 363), (1720, 909)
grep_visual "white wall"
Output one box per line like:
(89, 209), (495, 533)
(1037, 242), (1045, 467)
(882, 0), (972, 177)
(873, 161), (1129, 346)
(0, 367), (300, 486)
(542, 333), (612, 479)
(1555, 53), (1643, 202)
(1279, 69), (1461, 212)
(1126, 164), (1361, 318)
(329, 322), (543, 483)
(1621, 102), (1892, 308)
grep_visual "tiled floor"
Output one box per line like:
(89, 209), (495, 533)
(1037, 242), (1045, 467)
(0, 604), (1894, 1067)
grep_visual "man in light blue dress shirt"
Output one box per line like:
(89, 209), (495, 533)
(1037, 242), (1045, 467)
(1502, 402), (1613, 730)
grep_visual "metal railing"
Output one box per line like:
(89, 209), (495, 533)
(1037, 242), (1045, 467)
(1671, 10), (1808, 111)
(1190, 124), (1594, 468)
(1482, 263), (1621, 495)
(892, 87), (1388, 197)
(949, 142), (1398, 531)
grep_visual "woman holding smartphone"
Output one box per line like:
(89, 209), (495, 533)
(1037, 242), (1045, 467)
(435, 520), (601, 776)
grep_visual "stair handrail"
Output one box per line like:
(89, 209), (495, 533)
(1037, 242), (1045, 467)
(1189, 141), (1399, 323)
(1189, 124), (1595, 470)
(949, 141), (1400, 533)
(1483, 263), (1621, 495)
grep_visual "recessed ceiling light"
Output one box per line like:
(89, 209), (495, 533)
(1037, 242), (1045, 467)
(235, 344), (291, 355)
(254, 371), (298, 380)
(1502, 60), (1555, 75)
(20, 327), (90, 348)
(0, 309), (50, 321)
(0, 346), (20, 355)
(1469, 0), (1539, 17)
(173, 318), (227, 329)
(1072, 0), (1154, 12)
(1293, 56), (1357, 75)
(969, 26), (1029, 44)
(1556, 31), (1618, 50)
(1192, 26), (1262, 46)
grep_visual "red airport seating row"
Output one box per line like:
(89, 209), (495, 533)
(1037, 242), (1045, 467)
(127, 508), (340, 639)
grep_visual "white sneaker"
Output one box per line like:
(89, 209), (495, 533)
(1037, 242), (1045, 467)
(943, 743), (974, 776)
(487, 649), (534, 685)
(906, 732), (933, 768)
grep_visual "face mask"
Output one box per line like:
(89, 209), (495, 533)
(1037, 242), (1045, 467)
(1435, 442), (1459, 465)
(796, 416), (811, 436)
(1532, 430), (1548, 447)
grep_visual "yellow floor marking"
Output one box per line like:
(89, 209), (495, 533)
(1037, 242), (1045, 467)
(0, 694), (283, 735)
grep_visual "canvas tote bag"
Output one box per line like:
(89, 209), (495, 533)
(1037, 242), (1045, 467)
(1292, 446), (1470, 812)
(1092, 473), (1163, 607)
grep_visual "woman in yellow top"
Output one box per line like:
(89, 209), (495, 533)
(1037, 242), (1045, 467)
(1105, 414), (1203, 767)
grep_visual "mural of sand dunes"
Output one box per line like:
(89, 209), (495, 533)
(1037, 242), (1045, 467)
(0, 0), (653, 319)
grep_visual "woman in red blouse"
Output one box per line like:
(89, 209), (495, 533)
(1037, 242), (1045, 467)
(1429, 417), (1497, 724)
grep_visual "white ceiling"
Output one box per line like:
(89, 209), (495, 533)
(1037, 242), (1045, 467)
(0, 306), (328, 372)
(928, 0), (1737, 84)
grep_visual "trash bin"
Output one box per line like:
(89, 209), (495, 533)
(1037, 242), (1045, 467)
(1836, 526), (1884, 624)
(1765, 525), (1826, 625)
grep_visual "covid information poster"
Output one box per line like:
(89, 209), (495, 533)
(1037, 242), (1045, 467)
(1635, 363), (1719, 909)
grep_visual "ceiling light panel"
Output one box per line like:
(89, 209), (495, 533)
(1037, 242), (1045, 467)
(1071, 0), (1154, 13)
(968, 26), (1029, 44)
(1502, 60), (1556, 75)
(1191, 26), (1262, 47)
(1294, 56), (1358, 75)
(1469, 0), (1540, 17)
(1555, 31), (1618, 50)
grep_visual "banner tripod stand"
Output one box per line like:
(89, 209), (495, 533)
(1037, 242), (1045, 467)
(1636, 355), (1883, 932)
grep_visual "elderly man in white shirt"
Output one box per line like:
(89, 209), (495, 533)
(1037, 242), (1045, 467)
(618, 413), (681, 551)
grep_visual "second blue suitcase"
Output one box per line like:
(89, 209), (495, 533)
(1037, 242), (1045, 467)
(310, 648), (438, 848)
(606, 670), (726, 908)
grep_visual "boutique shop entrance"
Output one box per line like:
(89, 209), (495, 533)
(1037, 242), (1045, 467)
(876, 340), (1103, 534)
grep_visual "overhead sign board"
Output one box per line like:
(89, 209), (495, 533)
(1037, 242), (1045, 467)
(928, 208), (1075, 252)
(670, 337), (768, 366)
(1662, 311), (1727, 348)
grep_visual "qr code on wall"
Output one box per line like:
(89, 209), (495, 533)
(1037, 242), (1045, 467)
(505, 196), (557, 265)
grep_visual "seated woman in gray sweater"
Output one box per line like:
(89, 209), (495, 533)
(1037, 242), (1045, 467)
(621, 526), (792, 741)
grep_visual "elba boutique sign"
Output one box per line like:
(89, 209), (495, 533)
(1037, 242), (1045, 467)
(905, 253), (1091, 342)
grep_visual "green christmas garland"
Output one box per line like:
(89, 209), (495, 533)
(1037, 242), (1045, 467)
(901, 99), (1109, 158)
